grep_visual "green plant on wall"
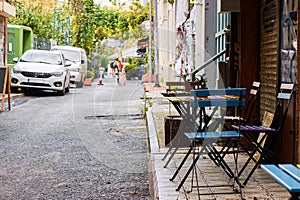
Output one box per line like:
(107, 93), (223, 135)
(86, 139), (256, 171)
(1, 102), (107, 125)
(167, 0), (174, 5)
(195, 74), (207, 88)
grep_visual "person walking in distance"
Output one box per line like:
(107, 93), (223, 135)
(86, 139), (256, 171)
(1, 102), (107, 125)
(118, 58), (126, 86)
(110, 59), (118, 76)
(112, 58), (119, 85)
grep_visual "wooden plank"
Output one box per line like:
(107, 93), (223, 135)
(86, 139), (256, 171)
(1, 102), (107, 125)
(191, 88), (246, 96)
(250, 89), (258, 95)
(279, 164), (300, 182)
(185, 131), (241, 139)
(277, 93), (292, 100)
(253, 81), (260, 87)
(195, 99), (245, 107)
(261, 164), (300, 193)
(280, 83), (294, 90)
(166, 82), (188, 87)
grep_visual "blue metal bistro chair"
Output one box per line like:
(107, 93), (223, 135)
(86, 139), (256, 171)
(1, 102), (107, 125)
(232, 83), (295, 187)
(170, 88), (246, 194)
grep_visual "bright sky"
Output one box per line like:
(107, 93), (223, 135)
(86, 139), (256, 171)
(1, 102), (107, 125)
(93, 0), (112, 6)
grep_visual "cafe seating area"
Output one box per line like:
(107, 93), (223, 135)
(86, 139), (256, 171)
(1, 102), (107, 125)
(150, 81), (297, 199)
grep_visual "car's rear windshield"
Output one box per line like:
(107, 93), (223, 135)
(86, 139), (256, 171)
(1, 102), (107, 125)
(20, 51), (63, 65)
(51, 49), (80, 62)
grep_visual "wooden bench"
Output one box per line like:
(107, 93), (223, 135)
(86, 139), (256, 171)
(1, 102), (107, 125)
(161, 81), (203, 97)
(261, 164), (300, 199)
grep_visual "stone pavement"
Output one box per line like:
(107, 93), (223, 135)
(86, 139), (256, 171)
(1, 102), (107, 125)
(144, 83), (291, 200)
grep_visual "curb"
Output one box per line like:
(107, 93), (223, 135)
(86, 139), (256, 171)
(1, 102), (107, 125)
(146, 107), (160, 200)
(1, 93), (24, 101)
(10, 93), (24, 100)
(147, 107), (160, 153)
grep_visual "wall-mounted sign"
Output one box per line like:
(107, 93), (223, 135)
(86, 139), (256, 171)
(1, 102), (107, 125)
(0, 1), (16, 17)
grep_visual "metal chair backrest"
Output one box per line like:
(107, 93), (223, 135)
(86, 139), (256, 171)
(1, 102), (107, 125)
(271, 83), (295, 133)
(242, 81), (261, 122)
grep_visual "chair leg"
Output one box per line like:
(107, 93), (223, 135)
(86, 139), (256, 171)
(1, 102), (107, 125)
(242, 135), (273, 186)
(175, 145), (206, 191)
(163, 146), (179, 168)
(238, 133), (268, 179)
(162, 145), (172, 161)
(170, 145), (193, 181)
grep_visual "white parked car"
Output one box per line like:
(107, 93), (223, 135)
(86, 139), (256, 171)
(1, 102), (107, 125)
(50, 46), (87, 88)
(10, 49), (71, 95)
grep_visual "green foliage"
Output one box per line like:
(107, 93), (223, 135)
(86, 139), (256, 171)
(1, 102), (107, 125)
(125, 64), (137, 72)
(8, 0), (53, 39)
(134, 56), (147, 66)
(127, 57), (133, 64)
(167, 0), (175, 5)
(66, 0), (95, 55)
(127, 56), (147, 67)
(8, 0), (149, 63)
(86, 69), (94, 79)
(101, 57), (110, 68)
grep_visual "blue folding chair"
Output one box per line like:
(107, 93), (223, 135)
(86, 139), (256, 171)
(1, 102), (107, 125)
(232, 83), (295, 187)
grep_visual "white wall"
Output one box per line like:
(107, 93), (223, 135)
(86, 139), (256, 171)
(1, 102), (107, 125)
(157, 0), (217, 85)
(157, 0), (177, 82)
(204, 0), (216, 88)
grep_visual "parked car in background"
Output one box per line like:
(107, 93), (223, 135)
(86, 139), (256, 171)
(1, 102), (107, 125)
(10, 49), (71, 95)
(125, 64), (144, 80)
(50, 45), (87, 88)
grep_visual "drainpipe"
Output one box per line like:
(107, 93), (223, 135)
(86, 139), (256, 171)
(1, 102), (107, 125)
(148, 0), (152, 83)
(194, 0), (205, 79)
(154, 0), (160, 87)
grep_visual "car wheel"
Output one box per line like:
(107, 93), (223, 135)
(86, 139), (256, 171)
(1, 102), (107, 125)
(57, 84), (65, 96)
(65, 86), (70, 93)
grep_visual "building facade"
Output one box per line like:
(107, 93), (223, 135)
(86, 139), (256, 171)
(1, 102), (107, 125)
(157, 0), (299, 163)
(0, 0), (15, 66)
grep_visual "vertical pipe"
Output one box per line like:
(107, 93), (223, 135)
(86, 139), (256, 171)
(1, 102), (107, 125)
(154, 0), (160, 87)
(194, 0), (204, 79)
(148, 0), (152, 83)
(53, 8), (56, 40)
